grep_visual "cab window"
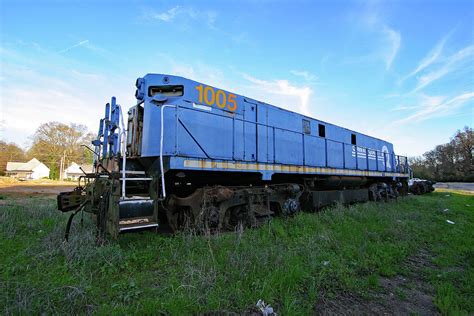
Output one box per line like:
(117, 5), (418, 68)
(148, 85), (184, 97)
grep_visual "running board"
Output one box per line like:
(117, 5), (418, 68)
(119, 216), (158, 232)
(119, 222), (159, 232)
(119, 170), (146, 175)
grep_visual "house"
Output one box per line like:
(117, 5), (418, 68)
(6, 158), (50, 180)
(64, 162), (93, 180)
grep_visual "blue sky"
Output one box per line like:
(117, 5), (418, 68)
(1, 0), (473, 156)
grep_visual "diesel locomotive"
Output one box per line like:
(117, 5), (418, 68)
(58, 74), (410, 238)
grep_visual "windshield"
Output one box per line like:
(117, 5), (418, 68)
(148, 85), (184, 97)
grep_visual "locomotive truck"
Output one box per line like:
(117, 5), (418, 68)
(58, 74), (410, 238)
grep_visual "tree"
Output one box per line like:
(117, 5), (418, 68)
(451, 126), (473, 177)
(408, 156), (431, 180)
(409, 126), (473, 182)
(27, 122), (94, 179)
(0, 141), (26, 175)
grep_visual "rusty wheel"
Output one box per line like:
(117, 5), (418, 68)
(229, 204), (257, 228)
(166, 206), (194, 232)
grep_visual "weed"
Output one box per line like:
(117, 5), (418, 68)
(0, 192), (473, 314)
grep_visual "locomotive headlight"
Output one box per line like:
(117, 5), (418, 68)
(135, 89), (144, 101)
(135, 78), (145, 100)
(135, 77), (144, 88)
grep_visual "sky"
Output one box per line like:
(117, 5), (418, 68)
(0, 0), (473, 157)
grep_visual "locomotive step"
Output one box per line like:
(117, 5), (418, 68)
(119, 198), (154, 219)
(121, 195), (152, 200)
(119, 177), (153, 181)
(118, 170), (146, 175)
(119, 216), (158, 232)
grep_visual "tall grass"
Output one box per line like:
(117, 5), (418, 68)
(1, 192), (473, 314)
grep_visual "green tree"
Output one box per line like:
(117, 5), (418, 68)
(409, 126), (473, 181)
(27, 122), (94, 179)
(451, 126), (473, 179)
(408, 156), (431, 180)
(0, 141), (27, 175)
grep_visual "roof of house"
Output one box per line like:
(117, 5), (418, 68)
(65, 162), (93, 174)
(6, 158), (49, 172)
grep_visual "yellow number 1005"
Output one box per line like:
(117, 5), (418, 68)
(195, 85), (237, 111)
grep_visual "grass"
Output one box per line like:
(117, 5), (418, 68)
(0, 191), (473, 314)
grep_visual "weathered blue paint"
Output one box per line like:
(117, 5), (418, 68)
(101, 102), (110, 159)
(99, 73), (409, 179)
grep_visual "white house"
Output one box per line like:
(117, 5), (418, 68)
(6, 158), (50, 180)
(64, 162), (93, 180)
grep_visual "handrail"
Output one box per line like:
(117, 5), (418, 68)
(118, 104), (127, 200)
(160, 104), (176, 199)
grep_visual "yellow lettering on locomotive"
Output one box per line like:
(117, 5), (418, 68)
(195, 85), (237, 111)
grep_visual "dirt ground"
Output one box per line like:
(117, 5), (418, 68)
(0, 177), (76, 196)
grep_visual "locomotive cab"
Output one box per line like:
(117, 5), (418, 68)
(126, 103), (144, 157)
(128, 76), (184, 158)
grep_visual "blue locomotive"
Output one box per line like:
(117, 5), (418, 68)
(58, 74), (409, 237)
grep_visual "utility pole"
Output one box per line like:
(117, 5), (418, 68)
(59, 155), (63, 181)
(59, 151), (66, 180)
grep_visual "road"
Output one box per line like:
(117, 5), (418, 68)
(434, 182), (474, 192)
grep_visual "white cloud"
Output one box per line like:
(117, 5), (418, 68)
(290, 70), (318, 81)
(413, 45), (474, 92)
(151, 6), (181, 22)
(402, 34), (450, 81)
(356, 3), (401, 71)
(1, 47), (319, 145)
(171, 64), (196, 79)
(56, 40), (109, 59)
(165, 59), (315, 117)
(394, 92), (474, 124)
(169, 61), (228, 90)
(0, 56), (134, 146)
(58, 40), (89, 54)
(382, 26), (401, 70)
(151, 56), (316, 117)
(390, 104), (424, 111)
(383, 93), (402, 99)
(71, 69), (104, 81)
(242, 74), (313, 116)
(147, 6), (218, 28)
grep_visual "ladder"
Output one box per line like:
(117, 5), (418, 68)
(118, 170), (158, 233)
